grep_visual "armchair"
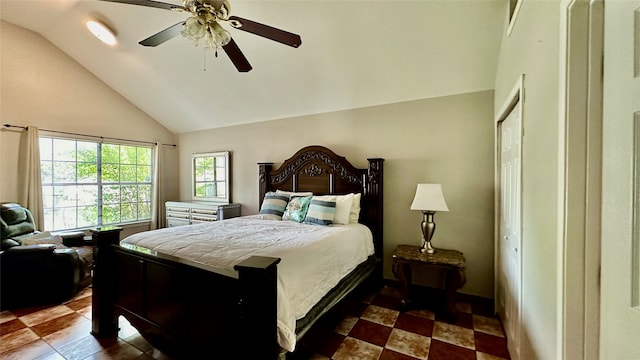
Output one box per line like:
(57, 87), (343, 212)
(0, 203), (86, 310)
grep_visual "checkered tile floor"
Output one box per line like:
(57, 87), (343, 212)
(0, 284), (510, 359)
(291, 285), (510, 360)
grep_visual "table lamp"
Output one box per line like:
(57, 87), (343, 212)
(410, 183), (449, 254)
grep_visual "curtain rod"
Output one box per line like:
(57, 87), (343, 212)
(2, 124), (176, 147)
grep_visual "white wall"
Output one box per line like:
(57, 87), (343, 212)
(177, 90), (496, 298)
(0, 21), (179, 221)
(493, 1), (562, 359)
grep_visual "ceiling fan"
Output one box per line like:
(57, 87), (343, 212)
(99, 0), (302, 72)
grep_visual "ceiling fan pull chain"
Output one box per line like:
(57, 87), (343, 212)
(203, 48), (207, 71)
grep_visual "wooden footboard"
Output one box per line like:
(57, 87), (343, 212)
(90, 227), (281, 358)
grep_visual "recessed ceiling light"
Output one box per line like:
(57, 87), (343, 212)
(86, 20), (117, 46)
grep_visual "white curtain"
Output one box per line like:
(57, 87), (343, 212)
(18, 126), (44, 231)
(150, 143), (166, 229)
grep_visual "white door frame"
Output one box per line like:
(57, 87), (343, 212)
(495, 74), (525, 360)
(560, 0), (603, 358)
(599, 0), (640, 357)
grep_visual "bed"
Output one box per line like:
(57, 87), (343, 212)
(90, 145), (384, 358)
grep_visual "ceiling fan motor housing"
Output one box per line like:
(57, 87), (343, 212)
(184, 0), (231, 17)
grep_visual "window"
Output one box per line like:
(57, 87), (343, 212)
(40, 137), (153, 231)
(192, 151), (230, 203)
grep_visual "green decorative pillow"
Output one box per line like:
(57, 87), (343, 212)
(304, 196), (337, 226)
(282, 196), (312, 223)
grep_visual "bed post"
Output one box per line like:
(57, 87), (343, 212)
(258, 162), (273, 209)
(367, 158), (384, 259)
(234, 256), (281, 358)
(90, 226), (123, 338)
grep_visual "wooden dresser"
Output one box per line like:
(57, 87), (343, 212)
(165, 201), (241, 228)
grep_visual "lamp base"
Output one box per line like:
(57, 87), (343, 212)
(419, 211), (437, 254)
(420, 240), (436, 254)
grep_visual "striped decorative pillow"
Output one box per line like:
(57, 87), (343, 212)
(304, 196), (337, 226)
(259, 192), (290, 220)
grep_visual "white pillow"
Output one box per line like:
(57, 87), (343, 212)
(349, 193), (362, 224)
(333, 193), (354, 225)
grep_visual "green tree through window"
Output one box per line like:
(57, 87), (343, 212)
(40, 137), (153, 231)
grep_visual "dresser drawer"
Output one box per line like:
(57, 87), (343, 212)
(167, 218), (190, 227)
(191, 214), (217, 222)
(166, 206), (189, 213)
(166, 211), (190, 220)
(192, 208), (217, 216)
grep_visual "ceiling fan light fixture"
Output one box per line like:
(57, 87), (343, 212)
(210, 22), (231, 46)
(86, 20), (117, 46)
(178, 0), (233, 50)
(181, 16), (231, 49)
(182, 16), (207, 43)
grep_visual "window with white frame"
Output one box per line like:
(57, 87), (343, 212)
(39, 137), (153, 231)
(192, 151), (230, 203)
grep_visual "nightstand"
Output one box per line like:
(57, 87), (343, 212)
(392, 244), (466, 318)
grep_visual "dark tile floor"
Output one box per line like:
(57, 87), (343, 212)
(0, 285), (510, 359)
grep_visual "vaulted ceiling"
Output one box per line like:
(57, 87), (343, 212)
(0, 0), (505, 133)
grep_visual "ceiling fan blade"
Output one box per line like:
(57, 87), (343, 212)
(228, 16), (302, 48)
(139, 21), (185, 46)
(98, 0), (185, 11)
(223, 38), (252, 72)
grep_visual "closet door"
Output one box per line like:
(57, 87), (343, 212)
(498, 101), (522, 360)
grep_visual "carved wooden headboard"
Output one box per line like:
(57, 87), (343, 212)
(258, 145), (384, 259)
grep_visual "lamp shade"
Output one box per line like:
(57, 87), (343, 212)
(410, 184), (449, 212)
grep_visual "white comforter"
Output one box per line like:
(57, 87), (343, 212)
(120, 215), (374, 352)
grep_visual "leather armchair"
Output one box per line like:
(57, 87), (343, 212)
(0, 203), (83, 310)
